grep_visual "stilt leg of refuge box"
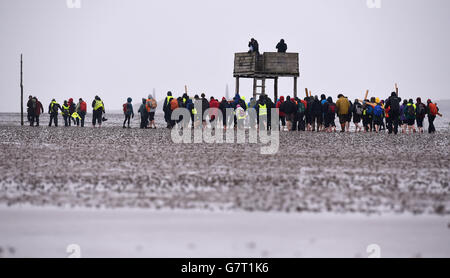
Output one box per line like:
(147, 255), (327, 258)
(253, 78), (257, 99)
(294, 77), (298, 99)
(274, 77), (278, 102)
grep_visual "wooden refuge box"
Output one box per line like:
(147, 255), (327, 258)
(233, 52), (300, 100)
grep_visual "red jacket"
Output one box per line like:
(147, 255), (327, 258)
(80, 101), (87, 112)
(209, 99), (220, 117)
(276, 96), (286, 117)
(35, 100), (43, 116)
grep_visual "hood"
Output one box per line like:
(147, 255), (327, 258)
(68, 98), (73, 104)
(127, 97), (132, 103)
(280, 96), (284, 102)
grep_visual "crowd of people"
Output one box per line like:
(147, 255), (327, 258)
(159, 91), (442, 134)
(24, 91), (442, 134)
(26, 95), (105, 127)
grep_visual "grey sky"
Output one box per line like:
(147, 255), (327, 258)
(0, 0), (449, 112)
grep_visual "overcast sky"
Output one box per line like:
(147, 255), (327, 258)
(0, 0), (449, 112)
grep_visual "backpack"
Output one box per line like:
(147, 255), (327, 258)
(145, 99), (152, 113)
(366, 105), (373, 116)
(328, 103), (336, 114)
(406, 104), (415, 118)
(373, 105), (383, 117)
(355, 104), (363, 116)
(150, 99), (157, 109)
(390, 97), (400, 113)
(429, 103), (438, 116)
(123, 103), (128, 113)
(416, 103), (426, 117)
(80, 101), (87, 112)
(170, 99), (179, 111)
(298, 102), (306, 114)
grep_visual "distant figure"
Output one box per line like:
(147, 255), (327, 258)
(201, 93), (209, 129)
(68, 98), (76, 126)
(26, 95), (34, 123)
(92, 96), (105, 128)
(48, 99), (61, 127)
(385, 92), (401, 134)
(163, 91), (174, 128)
(336, 94), (350, 132)
(146, 95), (157, 129)
(32, 97), (44, 127)
(427, 99), (440, 134)
(76, 98), (87, 127)
(248, 38), (259, 54)
(123, 97), (134, 129)
(276, 39), (287, 53)
(138, 98), (148, 129)
(61, 100), (71, 127)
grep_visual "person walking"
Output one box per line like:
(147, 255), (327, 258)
(405, 99), (416, 134)
(123, 97), (134, 128)
(61, 100), (71, 127)
(138, 98), (149, 129)
(336, 94), (350, 132)
(415, 97), (427, 133)
(26, 95), (34, 124)
(276, 96), (286, 131)
(48, 99), (61, 127)
(385, 92), (401, 134)
(76, 98), (87, 127)
(427, 99), (440, 134)
(32, 97), (44, 127)
(92, 96), (105, 128)
(352, 99), (363, 132)
(68, 98), (76, 126)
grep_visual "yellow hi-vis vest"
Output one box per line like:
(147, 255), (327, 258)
(61, 104), (69, 115)
(166, 96), (173, 106)
(50, 101), (58, 113)
(71, 112), (81, 120)
(192, 108), (198, 115)
(94, 100), (104, 111)
(237, 108), (246, 120)
(259, 104), (267, 116)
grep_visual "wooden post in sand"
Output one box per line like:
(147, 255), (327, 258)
(20, 54), (24, 126)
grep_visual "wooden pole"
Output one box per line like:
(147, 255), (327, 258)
(293, 77), (298, 99)
(305, 88), (308, 98)
(274, 77), (278, 101)
(253, 78), (257, 99)
(235, 77), (240, 96)
(309, 90), (312, 97)
(262, 78), (266, 96)
(364, 90), (369, 101)
(20, 54), (24, 126)
(184, 85), (188, 95)
(395, 83), (398, 96)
